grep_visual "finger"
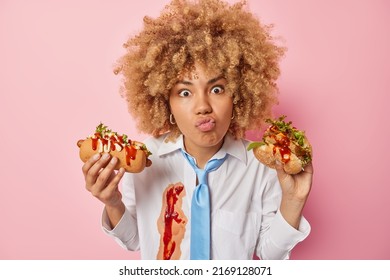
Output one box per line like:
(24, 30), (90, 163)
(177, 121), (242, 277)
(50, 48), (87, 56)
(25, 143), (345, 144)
(274, 160), (289, 182)
(299, 162), (314, 189)
(302, 162), (314, 175)
(106, 167), (125, 193)
(99, 168), (125, 203)
(85, 153), (112, 190)
(82, 153), (101, 177)
(90, 156), (119, 194)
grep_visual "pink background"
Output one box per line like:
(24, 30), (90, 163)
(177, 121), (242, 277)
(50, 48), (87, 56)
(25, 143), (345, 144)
(1, 0), (389, 259)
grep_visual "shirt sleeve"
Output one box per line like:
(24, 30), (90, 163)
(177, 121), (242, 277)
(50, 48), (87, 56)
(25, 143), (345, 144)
(101, 207), (140, 251)
(100, 173), (140, 251)
(258, 210), (311, 259)
(255, 170), (311, 260)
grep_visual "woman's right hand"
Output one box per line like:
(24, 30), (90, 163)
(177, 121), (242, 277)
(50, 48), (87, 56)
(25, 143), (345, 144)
(82, 153), (125, 209)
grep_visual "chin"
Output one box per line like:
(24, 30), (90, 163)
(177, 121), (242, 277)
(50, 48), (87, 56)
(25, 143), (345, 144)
(197, 132), (225, 147)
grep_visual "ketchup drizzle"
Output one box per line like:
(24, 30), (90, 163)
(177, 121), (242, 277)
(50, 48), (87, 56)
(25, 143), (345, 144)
(90, 133), (137, 166)
(125, 146), (137, 166)
(92, 138), (98, 151)
(270, 126), (292, 164)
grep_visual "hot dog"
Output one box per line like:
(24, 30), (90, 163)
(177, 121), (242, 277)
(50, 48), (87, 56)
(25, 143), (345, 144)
(77, 123), (152, 173)
(247, 116), (312, 174)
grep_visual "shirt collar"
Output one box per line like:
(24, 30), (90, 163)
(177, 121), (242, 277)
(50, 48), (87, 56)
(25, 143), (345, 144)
(157, 133), (247, 165)
(157, 133), (185, 156)
(217, 133), (247, 164)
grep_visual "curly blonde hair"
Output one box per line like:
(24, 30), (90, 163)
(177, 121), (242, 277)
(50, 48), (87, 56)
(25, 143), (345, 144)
(115, 0), (285, 140)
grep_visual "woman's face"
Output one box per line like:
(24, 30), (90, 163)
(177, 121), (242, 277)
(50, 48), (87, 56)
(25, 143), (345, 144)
(169, 63), (233, 155)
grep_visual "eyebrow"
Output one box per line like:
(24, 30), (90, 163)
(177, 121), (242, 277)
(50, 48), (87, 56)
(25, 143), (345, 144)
(176, 75), (225, 86)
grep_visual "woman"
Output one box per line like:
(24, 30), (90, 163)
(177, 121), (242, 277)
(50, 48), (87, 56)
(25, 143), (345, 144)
(82, 0), (313, 260)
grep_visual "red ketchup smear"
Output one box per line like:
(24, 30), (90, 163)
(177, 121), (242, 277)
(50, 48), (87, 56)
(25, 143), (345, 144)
(90, 133), (136, 166)
(163, 184), (184, 260)
(92, 138), (98, 150)
(110, 135), (118, 151)
(125, 146), (137, 166)
(91, 133), (101, 150)
(271, 127), (292, 164)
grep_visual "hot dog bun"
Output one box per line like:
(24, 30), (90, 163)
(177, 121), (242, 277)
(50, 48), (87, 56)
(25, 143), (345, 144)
(248, 116), (312, 174)
(77, 123), (152, 173)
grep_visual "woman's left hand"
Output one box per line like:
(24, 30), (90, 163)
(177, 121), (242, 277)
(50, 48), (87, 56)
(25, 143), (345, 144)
(276, 161), (314, 202)
(275, 161), (314, 229)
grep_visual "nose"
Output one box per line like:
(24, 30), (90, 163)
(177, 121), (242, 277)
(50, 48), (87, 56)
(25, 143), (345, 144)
(194, 92), (212, 115)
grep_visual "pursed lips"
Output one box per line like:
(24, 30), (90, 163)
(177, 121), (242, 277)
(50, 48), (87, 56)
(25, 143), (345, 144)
(195, 117), (216, 132)
(195, 117), (215, 126)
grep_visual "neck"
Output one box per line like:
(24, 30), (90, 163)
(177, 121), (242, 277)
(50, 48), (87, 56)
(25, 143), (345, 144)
(183, 137), (224, 169)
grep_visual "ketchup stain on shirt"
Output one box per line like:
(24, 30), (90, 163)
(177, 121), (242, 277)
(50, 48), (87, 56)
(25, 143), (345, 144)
(157, 183), (187, 260)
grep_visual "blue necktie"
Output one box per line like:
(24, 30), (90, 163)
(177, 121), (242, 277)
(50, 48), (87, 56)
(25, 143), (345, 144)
(181, 150), (227, 260)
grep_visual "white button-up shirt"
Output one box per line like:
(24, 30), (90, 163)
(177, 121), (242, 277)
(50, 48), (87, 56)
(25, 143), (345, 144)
(102, 133), (310, 259)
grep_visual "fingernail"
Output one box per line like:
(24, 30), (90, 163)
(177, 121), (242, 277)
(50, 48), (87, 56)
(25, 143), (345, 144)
(110, 157), (117, 164)
(92, 153), (100, 160)
(102, 153), (110, 160)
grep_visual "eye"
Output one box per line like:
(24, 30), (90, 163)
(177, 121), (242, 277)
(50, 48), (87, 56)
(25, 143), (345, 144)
(178, 89), (192, 97)
(211, 86), (224, 94)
